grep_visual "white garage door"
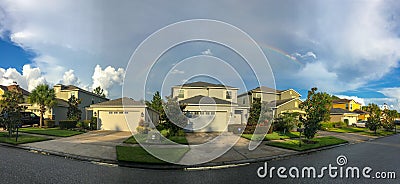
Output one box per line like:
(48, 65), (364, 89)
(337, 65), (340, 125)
(98, 110), (141, 131)
(199, 111), (227, 132)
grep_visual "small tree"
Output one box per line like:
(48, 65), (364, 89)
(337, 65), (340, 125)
(146, 91), (163, 118)
(67, 95), (82, 121)
(299, 87), (332, 139)
(274, 112), (299, 133)
(247, 98), (261, 125)
(381, 109), (397, 131)
(159, 96), (187, 136)
(0, 90), (26, 136)
(29, 84), (57, 128)
(364, 103), (381, 135)
(93, 86), (106, 98)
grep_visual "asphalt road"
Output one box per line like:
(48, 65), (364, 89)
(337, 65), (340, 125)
(0, 134), (399, 184)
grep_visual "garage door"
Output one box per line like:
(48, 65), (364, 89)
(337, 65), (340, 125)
(198, 111), (227, 132)
(98, 110), (141, 131)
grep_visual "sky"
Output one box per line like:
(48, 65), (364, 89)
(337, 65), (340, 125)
(0, 0), (400, 110)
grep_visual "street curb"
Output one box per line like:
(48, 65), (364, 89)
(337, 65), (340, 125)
(1, 132), (397, 170)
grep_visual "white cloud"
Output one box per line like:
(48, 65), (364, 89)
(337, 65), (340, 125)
(0, 64), (46, 91)
(170, 69), (185, 74)
(60, 69), (79, 86)
(91, 65), (125, 97)
(292, 51), (317, 60)
(201, 49), (213, 55)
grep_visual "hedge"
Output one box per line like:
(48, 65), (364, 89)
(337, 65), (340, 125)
(59, 120), (77, 129)
(44, 120), (55, 128)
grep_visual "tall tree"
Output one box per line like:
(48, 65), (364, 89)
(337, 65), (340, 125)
(381, 109), (397, 131)
(159, 96), (188, 135)
(93, 86), (106, 98)
(146, 91), (163, 115)
(0, 90), (26, 136)
(364, 103), (381, 135)
(67, 95), (82, 121)
(300, 87), (332, 139)
(247, 98), (262, 125)
(29, 84), (57, 128)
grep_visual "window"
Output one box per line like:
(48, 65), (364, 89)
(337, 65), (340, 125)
(226, 91), (232, 99)
(350, 104), (353, 110)
(114, 112), (118, 114)
(255, 93), (261, 98)
(178, 89), (184, 98)
(125, 112), (129, 114)
(109, 112), (113, 114)
(345, 104), (349, 110)
(242, 98), (245, 104)
(119, 112), (123, 114)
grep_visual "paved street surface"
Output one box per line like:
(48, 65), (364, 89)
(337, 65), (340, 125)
(21, 131), (131, 160)
(0, 134), (398, 183)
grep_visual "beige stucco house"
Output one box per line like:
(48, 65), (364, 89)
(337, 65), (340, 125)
(237, 86), (304, 118)
(87, 97), (159, 132)
(26, 84), (108, 124)
(172, 81), (249, 132)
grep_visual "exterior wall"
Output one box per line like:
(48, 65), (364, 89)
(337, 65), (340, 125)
(330, 114), (358, 125)
(237, 94), (251, 107)
(332, 100), (361, 111)
(172, 86), (238, 103)
(276, 99), (304, 117)
(252, 92), (277, 102)
(358, 114), (370, 121)
(280, 89), (300, 100)
(77, 90), (108, 120)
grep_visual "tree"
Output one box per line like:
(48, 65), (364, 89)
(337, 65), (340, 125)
(29, 84), (57, 128)
(274, 112), (299, 132)
(299, 87), (332, 139)
(159, 96), (188, 136)
(67, 95), (82, 121)
(364, 103), (381, 135)
(247, 98), (262, 125)
(381, 109), (397, 131)
(0, 90), (26, 136)
(93, 86), (106, 98)
(146, 91), (163, 115)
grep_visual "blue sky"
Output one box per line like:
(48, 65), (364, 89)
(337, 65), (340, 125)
(1, 0), (400, 110)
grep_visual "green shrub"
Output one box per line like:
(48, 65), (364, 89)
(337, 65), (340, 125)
(160, 129), (170, 137)
(177, 129), (185, 136)
(136, 126), (148, 134)
(59, 120), (77, 129)
(44, 120), (55, 128)
(76, 120), (90, 129)
(90, 117), (97, 130)
(320, 122), (347, 129)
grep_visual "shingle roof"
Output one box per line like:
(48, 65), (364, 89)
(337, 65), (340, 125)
(332, 98), (361, 105)
(0, 85), (30, 96)
(353, 109), (369, 114)
(178, 81), (235, 88)
(330, 108), (353, 114)
(91, 97), (144, 106)
(251, 86), (282, 93)
(179, 95), (235, 105)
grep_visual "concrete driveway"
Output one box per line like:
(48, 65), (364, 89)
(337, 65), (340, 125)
(22, 130), (132, 161)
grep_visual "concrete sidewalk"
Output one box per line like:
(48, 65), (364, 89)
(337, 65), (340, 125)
(21, 130), (132, 161)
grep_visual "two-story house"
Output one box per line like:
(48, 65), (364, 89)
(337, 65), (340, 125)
(237, 86), (304, 118)
(27, 84), (108, 124)
(331, 98), (368, 122)
(171, 81), (248, 132)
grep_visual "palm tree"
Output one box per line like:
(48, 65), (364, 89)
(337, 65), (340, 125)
(29, 84), (57, 128)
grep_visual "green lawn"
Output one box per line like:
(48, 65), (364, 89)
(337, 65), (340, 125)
(0, 132), (50, 145)
(19, 127), (83, 137)
(116, 145), (189, 164)
(326, 127), (365, 133)
(241, 131), (301, 141)
(325, 126), (397, 136)
(124, 134), (189, 145)
(266, 136), (348, 151)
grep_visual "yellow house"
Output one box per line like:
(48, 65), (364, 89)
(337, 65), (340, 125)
(332, 99), (361, 111)
(0, 84), (30, 102)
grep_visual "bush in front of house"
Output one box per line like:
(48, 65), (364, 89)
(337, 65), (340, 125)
(76, 120), (91, 129)
(44, 120), (55, 128)
(320, 121), (347, 130)
(90, 117), (97, 130)
(59, 120), (77, 129)
(136, 119), (149, 134)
